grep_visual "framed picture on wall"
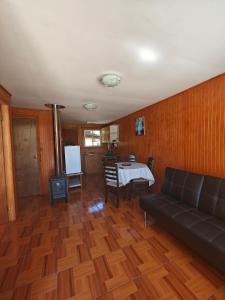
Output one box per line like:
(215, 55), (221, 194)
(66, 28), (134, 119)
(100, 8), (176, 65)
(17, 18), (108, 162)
(135, 116), (145, 136)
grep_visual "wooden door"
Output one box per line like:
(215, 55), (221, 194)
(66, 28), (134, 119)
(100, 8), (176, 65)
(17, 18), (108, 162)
(0, 107), (9, 223)
(13, 118), (40, 198)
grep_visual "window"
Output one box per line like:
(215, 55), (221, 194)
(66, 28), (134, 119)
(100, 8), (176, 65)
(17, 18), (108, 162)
(84, 129), (101, 147)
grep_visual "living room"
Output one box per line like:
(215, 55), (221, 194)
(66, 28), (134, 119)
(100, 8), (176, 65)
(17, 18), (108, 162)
(0, 1), (225, 299)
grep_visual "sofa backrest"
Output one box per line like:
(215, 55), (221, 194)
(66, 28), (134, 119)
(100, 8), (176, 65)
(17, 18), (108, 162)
(162, 168), (188, 200)
(162, 167), (204, 207)
(181, 172), (204, 207)
(162, 167), (225, 218)
(162, 167), (176, 195)
(215, 180), (225, 222)
(198, 176), (222, 215)
(169, 169), (188, 200)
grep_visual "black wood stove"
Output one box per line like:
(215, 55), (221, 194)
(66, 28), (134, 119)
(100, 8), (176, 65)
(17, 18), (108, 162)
(46, 104), (68, 204)
(48, 175), (68, 203)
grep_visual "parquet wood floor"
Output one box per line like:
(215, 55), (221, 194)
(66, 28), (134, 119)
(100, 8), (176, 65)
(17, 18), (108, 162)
(0, 175), (225, 299)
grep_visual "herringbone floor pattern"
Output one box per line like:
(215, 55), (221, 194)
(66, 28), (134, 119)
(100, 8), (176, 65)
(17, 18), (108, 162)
(0, 175), (225, 299)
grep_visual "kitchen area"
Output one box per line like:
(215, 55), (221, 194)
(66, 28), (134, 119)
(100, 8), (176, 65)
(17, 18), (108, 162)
(62, 123), (119, 176)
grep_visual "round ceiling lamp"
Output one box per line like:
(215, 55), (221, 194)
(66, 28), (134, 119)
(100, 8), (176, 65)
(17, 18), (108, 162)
(83, 103), (98, 111)
(99, 73), (121, 87)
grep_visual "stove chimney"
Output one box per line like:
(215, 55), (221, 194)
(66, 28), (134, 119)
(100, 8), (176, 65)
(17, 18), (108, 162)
(45, 104), (64, 176)
(45, 104), (68, 204)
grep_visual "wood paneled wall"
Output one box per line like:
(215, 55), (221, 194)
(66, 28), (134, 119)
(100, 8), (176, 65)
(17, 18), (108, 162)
(62, 123), (107, 154)
(62, 128), (78, 146)
(12, 108), (55, 195)
(116, 74), (225, 192)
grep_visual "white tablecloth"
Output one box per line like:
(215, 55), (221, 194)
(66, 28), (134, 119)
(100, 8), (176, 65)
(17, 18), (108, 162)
(117, 162), (155, 186)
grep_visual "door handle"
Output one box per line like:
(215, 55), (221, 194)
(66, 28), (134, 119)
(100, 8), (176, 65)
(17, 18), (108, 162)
(33, 154), (38, 159)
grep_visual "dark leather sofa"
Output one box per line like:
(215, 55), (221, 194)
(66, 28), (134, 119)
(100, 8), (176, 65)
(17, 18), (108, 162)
(140, 167), (225, 274)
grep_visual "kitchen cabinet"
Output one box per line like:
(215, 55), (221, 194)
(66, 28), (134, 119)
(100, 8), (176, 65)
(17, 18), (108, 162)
(101, 125), (119, 143)
(109, 125), (119, 142)
(101, 126), (109, 143)
(84, 153), (103, 174)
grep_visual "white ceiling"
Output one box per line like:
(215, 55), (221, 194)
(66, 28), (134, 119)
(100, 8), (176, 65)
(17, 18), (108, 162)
(1, 0), (225, 123)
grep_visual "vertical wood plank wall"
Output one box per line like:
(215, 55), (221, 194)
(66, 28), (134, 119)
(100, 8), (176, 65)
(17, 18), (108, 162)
(116, 74), (225, 192)
(62, 123), (107, 154)
(12, 108), (55, 195)
(38, 110), (55, 194)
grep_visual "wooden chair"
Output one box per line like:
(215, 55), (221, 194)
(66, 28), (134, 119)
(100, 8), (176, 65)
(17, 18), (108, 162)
(102, 155), (119, 164)
(147, 157), (154, 171)
(104, 162), (124, 207)
(128, 157), (155, 199)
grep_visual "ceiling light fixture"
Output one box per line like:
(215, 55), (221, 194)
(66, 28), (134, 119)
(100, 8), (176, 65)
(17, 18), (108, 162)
(139, 48), (157, 62)
(99, 73), (121, 87)
(83, 103), (97, 111)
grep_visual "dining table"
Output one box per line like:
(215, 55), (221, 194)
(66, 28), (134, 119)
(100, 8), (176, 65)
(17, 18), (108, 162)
(116, 162), (155, 186)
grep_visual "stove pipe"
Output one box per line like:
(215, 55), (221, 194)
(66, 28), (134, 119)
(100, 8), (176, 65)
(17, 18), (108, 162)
(45, 104), (65, 176)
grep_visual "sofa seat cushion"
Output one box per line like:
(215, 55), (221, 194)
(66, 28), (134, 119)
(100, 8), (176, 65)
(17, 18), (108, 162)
(140, 193), (178, 211)
(206, 217), (225, 231)
(189, 209), (212, 221)
(155, 202), (192, 218)
(174, 211), (212, 229)
(190, 221), (225, 242)
(213, 234), (225, 254)
(144, 193), (177, 202)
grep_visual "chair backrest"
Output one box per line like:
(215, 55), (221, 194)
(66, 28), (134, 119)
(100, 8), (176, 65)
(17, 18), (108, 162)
(104, 162), (119, 187)
(102, 156), (118, 164)
(118, 155), (128, 162)
(147, 157), (154, 171)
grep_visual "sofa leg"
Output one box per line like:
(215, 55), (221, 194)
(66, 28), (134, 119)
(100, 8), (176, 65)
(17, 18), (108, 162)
(144, 211), (147, 227)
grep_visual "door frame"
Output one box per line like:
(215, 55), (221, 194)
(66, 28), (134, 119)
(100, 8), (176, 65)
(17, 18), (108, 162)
(0, 85), (16, 222)
(12, 108), (55, 196)
(0, 106), (9, 223)
(12, 115), (42, 197)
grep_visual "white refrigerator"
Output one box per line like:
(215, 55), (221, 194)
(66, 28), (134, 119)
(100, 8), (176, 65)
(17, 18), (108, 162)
(64, 145), (81, 174)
